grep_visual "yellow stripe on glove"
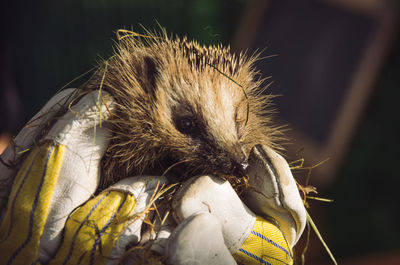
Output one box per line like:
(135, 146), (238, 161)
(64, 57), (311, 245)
(49, 189), (136, 265)
(234, 217), (293, 265)
(0, 143), (65, 264)
(0, 142), (138, 265)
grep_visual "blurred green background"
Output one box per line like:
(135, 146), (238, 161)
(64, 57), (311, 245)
(1, 0), (246, 129)
(2, 0), (400, 264)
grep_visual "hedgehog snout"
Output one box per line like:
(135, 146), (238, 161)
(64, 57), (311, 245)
(230, 150), (249, 178)
(231, 161), (249, 178)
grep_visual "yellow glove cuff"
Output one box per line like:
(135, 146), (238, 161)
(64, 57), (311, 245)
(234, 217), (293, 265)
(0, 143), (65, 264)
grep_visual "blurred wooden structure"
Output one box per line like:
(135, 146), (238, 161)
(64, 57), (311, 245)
(233, 0), (398, 187)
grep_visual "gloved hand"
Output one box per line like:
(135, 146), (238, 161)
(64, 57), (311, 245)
(0, 89), (170, 265)
(0, 88), (80, 212)
(48, 175), (169, 265)
(167, 175), (253, 265)
(0, 87), (306, 265)
(0, 89), (115, 263)
(167, 145), (306, 265)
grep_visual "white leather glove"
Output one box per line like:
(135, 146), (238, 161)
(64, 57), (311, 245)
(0, 88), (80, 212)
(0, 89), (174, 265)
(244, 144), (306, 247)
(0, 89), (115, 263)
(166, 145), (306, 265)
(168, 175), (255, 265)
(167, 211), (237, 265)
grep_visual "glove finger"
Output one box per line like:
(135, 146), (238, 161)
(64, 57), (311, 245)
(166, 212), (237, 265)
(47, 176), (169, 265)
(244, 144), (306, 247)
(172, 175), (255, 253)
(107, 176), (170, 215)
(44, 90), (114, 147)
(48, 189), (137, 265)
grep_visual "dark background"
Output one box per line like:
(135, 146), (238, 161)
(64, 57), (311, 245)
(1, 0), (400, 264)
(253, 0), (374, 144)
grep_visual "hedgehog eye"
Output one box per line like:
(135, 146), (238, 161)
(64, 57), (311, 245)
(178, 117), (196, 134)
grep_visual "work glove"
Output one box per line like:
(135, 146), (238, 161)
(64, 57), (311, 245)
(0, 89), (170, 265)
(48, 175), (169, 265)
(244, 144), (306, 247)
(167, 145), (306, 265)
(0, 89), (115, 263)
(0, 88), (80, 212)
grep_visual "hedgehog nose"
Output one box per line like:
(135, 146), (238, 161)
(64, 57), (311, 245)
(232, 154), (249, 177)
(230, 145), (248, 177)
(241, 162), (249, 171)
(232, 161), (248, 178)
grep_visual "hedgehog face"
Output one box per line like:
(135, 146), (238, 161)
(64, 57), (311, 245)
(155, 75), (249, 178)
(97, 34), (282, 184)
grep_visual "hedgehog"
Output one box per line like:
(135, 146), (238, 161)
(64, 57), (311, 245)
(86, 30), (284, 188)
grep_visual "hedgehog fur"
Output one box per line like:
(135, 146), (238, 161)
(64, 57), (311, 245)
(85, 30), (284, 187)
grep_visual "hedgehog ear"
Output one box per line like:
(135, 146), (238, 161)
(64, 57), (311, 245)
(137, 56), (159, 98)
